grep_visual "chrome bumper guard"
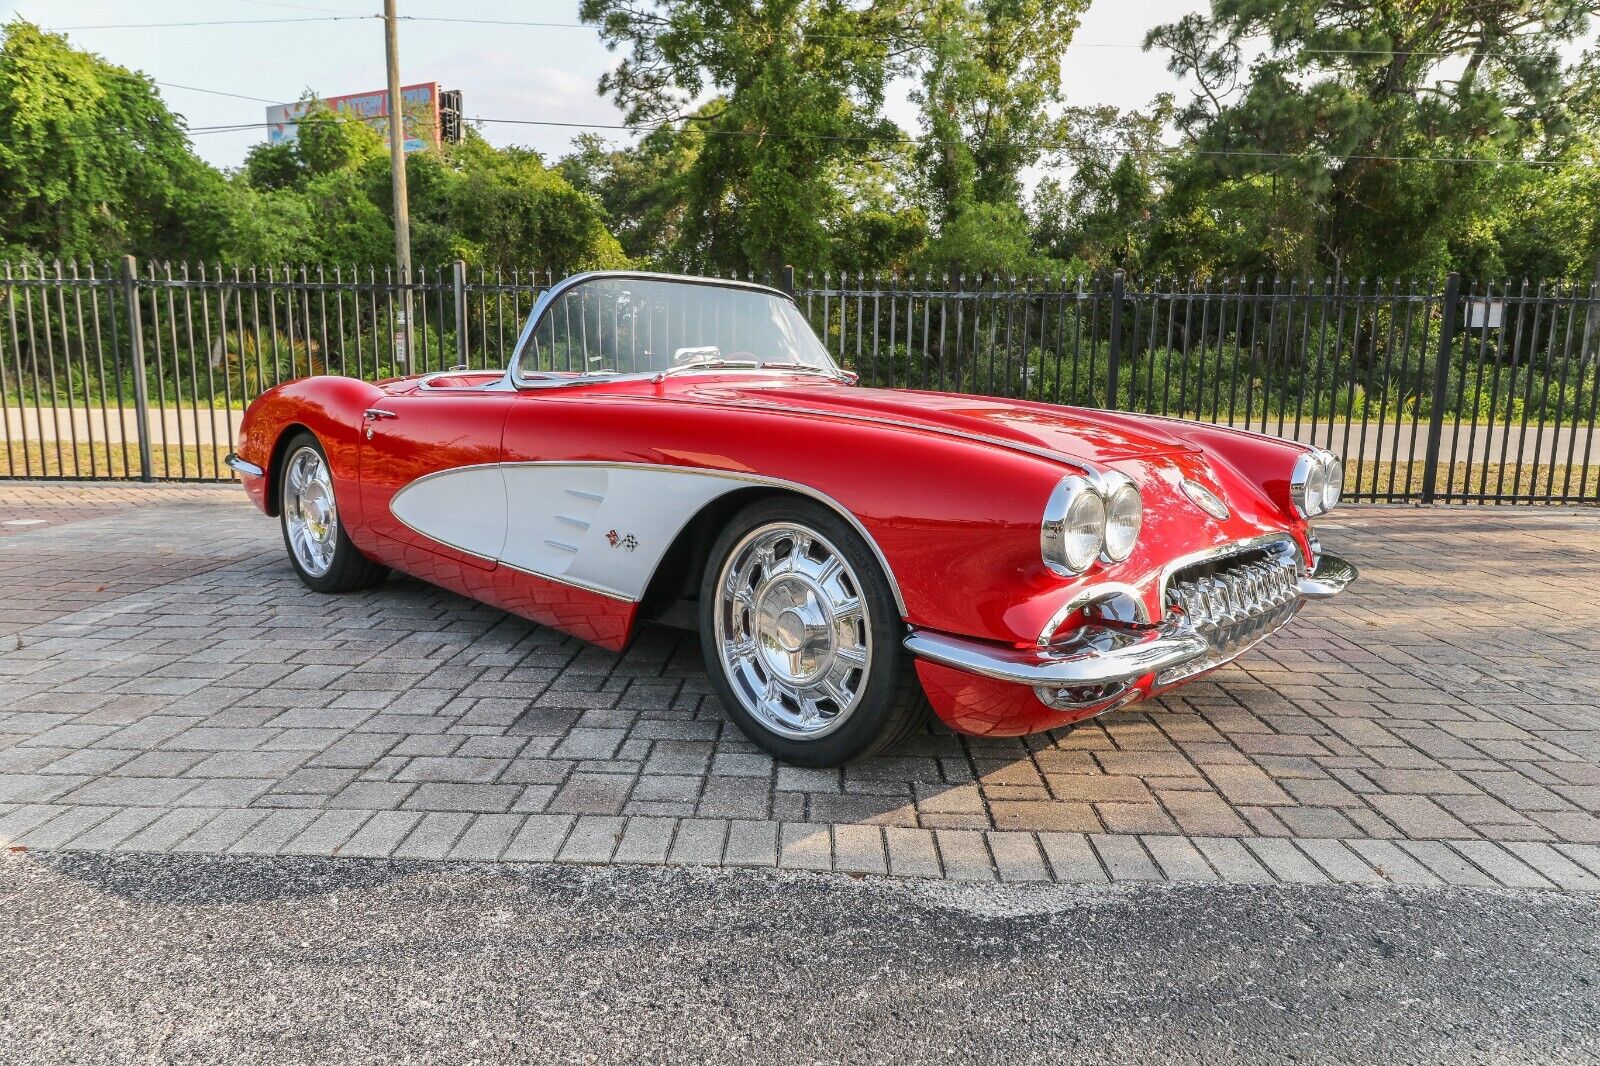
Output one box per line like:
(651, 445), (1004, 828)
(902, 551), (1358, 703)
(1298, 553), (1357, 598)
(225, 453), (264, 479)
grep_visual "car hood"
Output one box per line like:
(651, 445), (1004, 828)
(683, 380), (1200, 464)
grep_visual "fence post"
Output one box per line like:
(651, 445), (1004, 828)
(780, 264), (796, 297)
(452, 259), (468, 368)
(1420, 271), (1460, 504)
(1106, 269), (1125, 409)
(120, 255), (154, 483)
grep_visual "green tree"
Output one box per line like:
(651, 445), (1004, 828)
(0, 20), (228, 261)
(580, 0), (898, 274)
(236, 105), (626, 272)
(559, 124), (704, 265)
(909, 0), (1089, 227)
(1145, 0), (1600, 277)
(1030, 104), (1171, 274)
(823, 143), (929, 271)
(412, 132), (627, 272)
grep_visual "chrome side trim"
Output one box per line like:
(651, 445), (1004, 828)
(500, 555), (636, 602)
(416, 369), (515, 392)
(225, 453), (264, 479)
(1298, 553), (1358, 598)
(905, 620), (1209, 688)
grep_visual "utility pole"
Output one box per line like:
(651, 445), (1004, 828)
(382, 0), (414, 366)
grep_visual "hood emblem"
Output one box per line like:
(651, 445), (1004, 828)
(1181, 480), (1230, 520)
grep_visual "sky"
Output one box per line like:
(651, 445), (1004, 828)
(12, 0), (1198, 170)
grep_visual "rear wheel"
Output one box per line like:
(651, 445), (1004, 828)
(699, 498), (927, 766)
(278, 431), (388, 593)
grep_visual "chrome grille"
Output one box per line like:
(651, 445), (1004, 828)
(1157, 545), (1302, 687)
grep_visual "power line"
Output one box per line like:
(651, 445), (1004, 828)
(181, 113), (1579, 167)
(45, 12), (1593, 61)
(157, 81), (283, 105)
(53, 15), (372, 30)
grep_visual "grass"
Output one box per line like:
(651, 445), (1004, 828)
(1, 440), (234, 481)
(1346, 460), (1600, 503)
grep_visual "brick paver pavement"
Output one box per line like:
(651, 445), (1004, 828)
(2, 482), (1599, 888)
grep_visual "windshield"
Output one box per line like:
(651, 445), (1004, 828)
(514, 275), (838, 381)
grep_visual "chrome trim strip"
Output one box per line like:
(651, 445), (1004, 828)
(385, 459), (909, 616)
(225, 453), (264, 479)
(905, 620), (1209, 688)
(416, 369), (514, 392)
(543, 538), (581, 553)
(1298, 553), (1358, 598)
(500, 556), (636, 602)
(565, 488), (605, 502)
(554, 514), (591, 529)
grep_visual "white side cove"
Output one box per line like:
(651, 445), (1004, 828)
(390, 462), (912, 608)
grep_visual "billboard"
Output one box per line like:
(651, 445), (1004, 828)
(266, 82), (460, 152)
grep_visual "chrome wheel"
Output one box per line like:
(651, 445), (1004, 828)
(283, 445), (338, 578)
(713, 522), (873, 740)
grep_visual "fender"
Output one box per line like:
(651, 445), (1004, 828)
(234, 375), (384, 530)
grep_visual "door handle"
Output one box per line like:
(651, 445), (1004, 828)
(363, 408), (399, 421)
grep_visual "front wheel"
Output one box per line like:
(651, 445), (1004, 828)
(278, 431), (388, 593)
(698, 498), (928, 766)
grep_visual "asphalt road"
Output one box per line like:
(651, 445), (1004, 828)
(3, 852), (1597, 1066)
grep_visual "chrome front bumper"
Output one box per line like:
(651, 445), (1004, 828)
(904, 617), (1209, 689)
(903, 552), (1358, 702)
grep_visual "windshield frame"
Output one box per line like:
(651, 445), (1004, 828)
(504, 271), (847, 390)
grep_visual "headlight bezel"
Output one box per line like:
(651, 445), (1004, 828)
(1100, 474), (1143, 564)
(1042, 471), (1143, 576)
(1042, 474), (1107, 577)
(1291, 449), (1343, 518)
(1320, 452), (1343, 510)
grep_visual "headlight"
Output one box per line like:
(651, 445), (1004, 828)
(1320, 452), (1343, 510)
(1291, 449), (1343, 517)
(1042, 475), (1106, 576)
(1102, 479), (1143, 563)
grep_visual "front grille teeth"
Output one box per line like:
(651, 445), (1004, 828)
(1159, 549), (1302, 687)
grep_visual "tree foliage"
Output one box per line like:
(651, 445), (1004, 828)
(2, 10), (1599, 285)
(1143, 0), (1600, 278)
(0, 21), (228, 261)
(909, 0), (1089, 225)
(0, 19), (624, 273)
(580, 0), (900, 273)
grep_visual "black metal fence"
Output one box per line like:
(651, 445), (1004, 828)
(2, 258), (1597, 504)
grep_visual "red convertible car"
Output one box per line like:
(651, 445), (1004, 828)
(228, 272), (1356, 766)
